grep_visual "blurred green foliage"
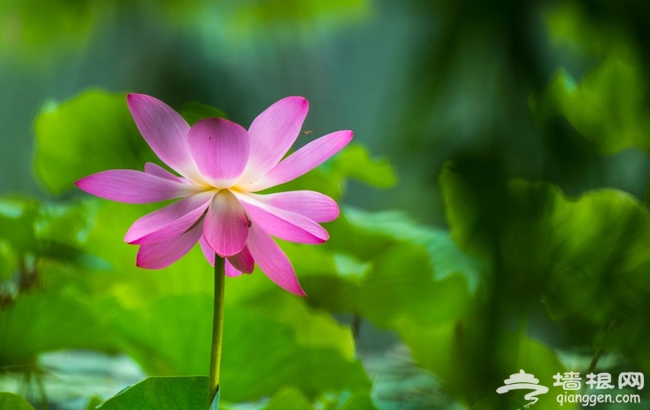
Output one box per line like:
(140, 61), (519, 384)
(2, 0), (650, 409)
(531, 59), (650, 154)
(0, 392), (36, 410)
(0, 0), (102, 63)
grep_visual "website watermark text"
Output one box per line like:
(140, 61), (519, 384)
(556, 392), (641, 406)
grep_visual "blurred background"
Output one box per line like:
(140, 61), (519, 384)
(3, 0), (650, 222)
(3, 0), (650, 409)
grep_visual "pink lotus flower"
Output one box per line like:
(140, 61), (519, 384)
(76, 94), (352, 296)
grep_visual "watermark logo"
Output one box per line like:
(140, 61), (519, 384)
(497, 370), (644, 408)
(496, 369), (549, 408)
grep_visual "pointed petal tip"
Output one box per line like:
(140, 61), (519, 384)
(135, 254), (149, 269)
(246, 129), (355, 191)
(126, 92), (147, 101)
(74, 175), (89, 189)
(294, 96), (309, 108)
(240, 96), (311, 182)
(246, 223), (308, 296)
(135, 255), (162, 270)
(274, 95), (309, 117)
(75, 174), (104, 196)
(335, 130), (354, 148)
(282, 279), (307, 296)
(128, 235), (151, 245)
(126, 93), (144, 105)
(293, 287), (307, 297)
(280, 95), (308, 106)
(126, 93), (163, 113)
(135, 249), (159, 269)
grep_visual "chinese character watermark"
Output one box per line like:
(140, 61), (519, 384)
(553, 372), (582, 390)
(585, 372), (615, 389)
(619, 372), (644, 390)
(498, 369), (644, 408)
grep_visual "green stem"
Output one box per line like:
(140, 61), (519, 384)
(585, 319), (617, 376)
(209, 256), (225, 407)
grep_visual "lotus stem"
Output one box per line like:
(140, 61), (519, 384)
(209, 255), (225, 407)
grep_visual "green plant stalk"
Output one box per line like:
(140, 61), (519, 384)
(209, 256), (225, 407)
(585, 319), (617, 376)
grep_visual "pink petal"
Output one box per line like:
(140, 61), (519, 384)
(144, 162), (184, 183)
(248, 191), (339, 223)
(125, 191), (214, 244)
(188, 118), (250, 188)
(200, 238), (247, 276)
(246, 130), (353, 192)
(236, 193), (328, 244)
(225, 260), (244, 277)
(76, 170), (197, 204)
(136, 223), (203, 269)
(238, 96), (309, 183)
(227, 245), (255, 273)
(203, 189), (249, 257)
(199, 236), (215, 267)
(247, 222), (305, 296)
(127, 94), (202, 182)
